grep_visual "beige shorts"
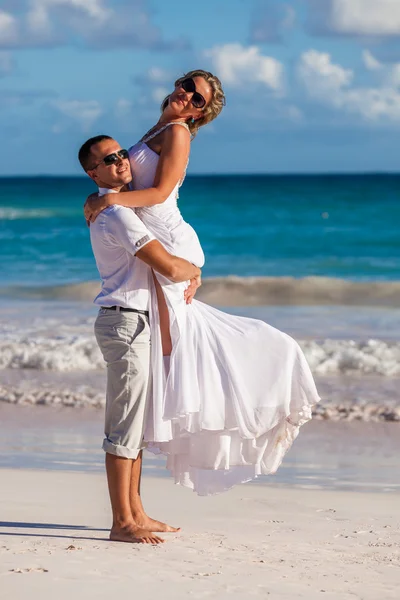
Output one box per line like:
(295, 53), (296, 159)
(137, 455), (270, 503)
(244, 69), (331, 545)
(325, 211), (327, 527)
(94, 308), (151, 459)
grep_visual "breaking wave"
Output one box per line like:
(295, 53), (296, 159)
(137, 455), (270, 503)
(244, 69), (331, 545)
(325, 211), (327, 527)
(2, 276), (400, 306)
(0, 207), (55, 220)
(301, 339), (400, 377)
(0, 337), (103, 371)
(1, 335), (400, 376)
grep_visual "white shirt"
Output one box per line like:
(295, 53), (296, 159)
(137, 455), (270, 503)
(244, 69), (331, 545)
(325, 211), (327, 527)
(90, 188), (155, 309)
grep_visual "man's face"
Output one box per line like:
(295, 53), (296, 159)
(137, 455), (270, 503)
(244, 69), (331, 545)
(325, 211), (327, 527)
(87, 139), (132, 188)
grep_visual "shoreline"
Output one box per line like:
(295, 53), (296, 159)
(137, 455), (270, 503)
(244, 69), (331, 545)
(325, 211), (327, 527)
(2, 379), (399, 422)
(2, 404), (399, 494)
(0, 468), (399, 599)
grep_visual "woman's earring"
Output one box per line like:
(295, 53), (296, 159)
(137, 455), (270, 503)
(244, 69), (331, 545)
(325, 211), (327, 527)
(190, 117), (195, 124)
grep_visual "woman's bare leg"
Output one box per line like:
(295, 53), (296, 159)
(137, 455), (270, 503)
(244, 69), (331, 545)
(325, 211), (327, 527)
(153, 271), (172, 356)
(129, 450), (180, 533)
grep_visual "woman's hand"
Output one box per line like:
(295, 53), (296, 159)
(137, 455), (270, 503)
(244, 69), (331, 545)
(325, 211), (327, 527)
(184, 274), (202, 304)
(84, 193), (111, 223)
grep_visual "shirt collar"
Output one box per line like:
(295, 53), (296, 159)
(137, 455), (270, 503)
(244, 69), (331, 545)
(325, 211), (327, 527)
(98, 187), (119, 197)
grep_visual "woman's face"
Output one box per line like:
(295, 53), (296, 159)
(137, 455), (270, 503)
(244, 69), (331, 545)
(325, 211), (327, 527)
(168, 76), (213, 121)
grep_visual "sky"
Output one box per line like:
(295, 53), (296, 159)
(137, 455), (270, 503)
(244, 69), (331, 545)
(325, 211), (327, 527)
(1, 0), (400, 175)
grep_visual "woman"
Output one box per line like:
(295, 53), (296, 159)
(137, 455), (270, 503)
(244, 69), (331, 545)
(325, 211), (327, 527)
(85, 69), (320, 496)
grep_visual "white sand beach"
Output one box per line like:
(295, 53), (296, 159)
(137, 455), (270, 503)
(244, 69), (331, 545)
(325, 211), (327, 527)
(0, 468), (399, 599)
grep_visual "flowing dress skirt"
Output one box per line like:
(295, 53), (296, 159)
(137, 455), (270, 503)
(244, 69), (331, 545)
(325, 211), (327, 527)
(141, 221), (320, 496)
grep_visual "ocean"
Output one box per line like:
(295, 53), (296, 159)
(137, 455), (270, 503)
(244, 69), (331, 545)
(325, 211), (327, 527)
(1, 174), (400, 286)
(1, 173), (399, 488)
(1, 174), (400, 419)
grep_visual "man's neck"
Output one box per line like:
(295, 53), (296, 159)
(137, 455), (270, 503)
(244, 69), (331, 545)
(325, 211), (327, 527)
(98, 184), (124, 193)
(98, 185), (124, 198)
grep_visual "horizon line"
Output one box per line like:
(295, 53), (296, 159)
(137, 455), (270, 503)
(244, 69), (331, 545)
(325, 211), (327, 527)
(1, 170), (400, 178)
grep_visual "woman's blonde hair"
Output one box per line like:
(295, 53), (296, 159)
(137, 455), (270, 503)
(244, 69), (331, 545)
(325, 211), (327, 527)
(161, 69), (226, 137)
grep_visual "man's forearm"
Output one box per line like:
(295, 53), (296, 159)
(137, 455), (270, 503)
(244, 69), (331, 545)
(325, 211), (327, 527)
(168, 256), (201, 283)
(136, 240), (201, 283)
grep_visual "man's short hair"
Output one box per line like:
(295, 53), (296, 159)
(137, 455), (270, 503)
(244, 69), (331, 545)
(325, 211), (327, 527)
(78, 135), (113, 171)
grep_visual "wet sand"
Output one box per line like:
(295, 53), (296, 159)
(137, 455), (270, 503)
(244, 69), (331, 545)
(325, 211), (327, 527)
(1, 403), (399, 493)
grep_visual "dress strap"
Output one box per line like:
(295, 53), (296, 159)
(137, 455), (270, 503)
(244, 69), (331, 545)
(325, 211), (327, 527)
(142, 121), (190, 143)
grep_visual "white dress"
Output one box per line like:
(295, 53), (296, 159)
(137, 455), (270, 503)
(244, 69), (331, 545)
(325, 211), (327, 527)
(129, 123), (320, 496)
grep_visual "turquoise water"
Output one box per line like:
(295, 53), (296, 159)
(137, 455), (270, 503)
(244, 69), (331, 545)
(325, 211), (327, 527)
(1, 175), (400, 411)
(1, 174), (400, 289)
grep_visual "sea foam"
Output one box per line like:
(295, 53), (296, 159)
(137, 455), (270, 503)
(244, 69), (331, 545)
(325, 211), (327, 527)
(300, 339), (400, 376)
(0, 207), (54, 220)
(0, 337), (103, 371)
(1, 335), (400, 376)
(1, 383), (398, 421)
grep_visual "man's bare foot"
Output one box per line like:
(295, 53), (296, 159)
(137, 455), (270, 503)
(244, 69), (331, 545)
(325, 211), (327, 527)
(135, 515), (180, 533)
(110, 524), (164, 544)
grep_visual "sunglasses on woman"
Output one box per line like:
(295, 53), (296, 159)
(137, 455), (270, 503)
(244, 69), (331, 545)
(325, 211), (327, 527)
(180, 78), (206, 109)
(93, 148), (129, 169)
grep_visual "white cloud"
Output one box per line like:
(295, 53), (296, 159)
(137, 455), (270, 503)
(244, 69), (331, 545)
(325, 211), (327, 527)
(60, 0), (110, 21)
(298, 50), (353, 95)
(363, 50), (382, 71)
(133, 67), (173, 108)
(0, 10), (19, 45)
(27, 4), (52, 37)
(146, 67), (171, 84)
(298, 49), (400, 123)
(51, 123), (64, 134)
(346, 88), (400, 121)
(151, 87), (169, 104)
(390, 64), (400, 88)
(53, 99), (103, 131)
(115, 98), (132, 118)
(0, 89), (56, 107)
(135, 66), (172, 86)
(362, 50), (400, 88)
(285, 105), (304, 123)
(0, 1), (186, 50)
(308, 0), (400, 37)
(205, 43), (284, 93)
(24, 0), (111, 41)
(0, 51), (15, 76)
(331, 0), (400, 36)
(29, 0), (112, 37)
(283, 6), (296, 30)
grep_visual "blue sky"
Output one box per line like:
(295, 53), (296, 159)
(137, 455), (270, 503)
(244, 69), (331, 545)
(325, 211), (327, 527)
(1, 0), (400, 175)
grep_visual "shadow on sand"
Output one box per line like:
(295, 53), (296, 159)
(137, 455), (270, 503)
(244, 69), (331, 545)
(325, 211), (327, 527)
(0, 521), (109, 541)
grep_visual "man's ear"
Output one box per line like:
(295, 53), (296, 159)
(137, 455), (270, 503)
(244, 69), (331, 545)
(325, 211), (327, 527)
(86, 169), (97, 183)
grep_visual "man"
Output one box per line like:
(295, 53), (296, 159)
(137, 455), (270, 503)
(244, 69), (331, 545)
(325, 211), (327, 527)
(78, 135), (201, 545)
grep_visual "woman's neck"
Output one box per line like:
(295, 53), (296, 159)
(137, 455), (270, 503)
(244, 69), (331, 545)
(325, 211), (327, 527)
(158, 111), (187, 125)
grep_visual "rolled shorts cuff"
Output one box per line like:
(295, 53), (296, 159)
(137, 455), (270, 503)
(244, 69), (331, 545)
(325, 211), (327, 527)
(102, 438), (148, 459)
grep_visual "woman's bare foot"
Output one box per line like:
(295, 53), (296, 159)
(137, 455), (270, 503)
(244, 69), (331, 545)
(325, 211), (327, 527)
(110, 524), (164, 544)
(135, 515), (180, 533)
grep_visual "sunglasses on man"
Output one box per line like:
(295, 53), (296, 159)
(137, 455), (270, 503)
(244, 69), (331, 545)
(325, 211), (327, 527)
(180, 78), (206, 109)
(92, 148), (129, 169)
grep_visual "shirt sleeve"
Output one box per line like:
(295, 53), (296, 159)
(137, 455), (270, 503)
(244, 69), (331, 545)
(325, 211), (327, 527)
(104, 206), (155, 255)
